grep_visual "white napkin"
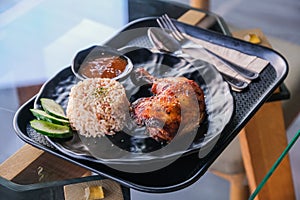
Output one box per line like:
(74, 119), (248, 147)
(184, 34), (270, 84)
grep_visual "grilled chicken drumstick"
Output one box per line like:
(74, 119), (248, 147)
(131, 68), (205, 142)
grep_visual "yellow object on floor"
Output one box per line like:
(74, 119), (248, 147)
(85, 186), (104, 200)
(64, 179), (123, 200)
(243, 33), (261, 44)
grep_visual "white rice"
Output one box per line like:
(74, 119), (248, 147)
(66, 78), (129, 137)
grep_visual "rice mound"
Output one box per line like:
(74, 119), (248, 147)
(66, 78), (129, 137)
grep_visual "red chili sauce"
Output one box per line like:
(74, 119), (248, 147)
(79, 56), (127, 79)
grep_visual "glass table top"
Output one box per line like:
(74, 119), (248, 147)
(0, 0), (230, 192)
(0, 0), (294, 199)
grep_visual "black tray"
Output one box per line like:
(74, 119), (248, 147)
(32, 46), (233, 170)
(14, 17), (288, 193)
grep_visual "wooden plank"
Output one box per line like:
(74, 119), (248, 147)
(239, 102), (295, 199)
(178, 10), (206, 26)
(233, 29), (295, 199)
(0, 144), (91, 184)
(0, 144), (43, 181)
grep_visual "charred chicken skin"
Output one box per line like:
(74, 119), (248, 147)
(131, 69), (206, 141)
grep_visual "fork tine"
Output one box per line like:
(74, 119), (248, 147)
(156, 17), (172, 33)
(156, 15), (184, 42)
(162, 14), (185, 40)
(160, 15), (172, 30)
(156, 17), (178, 41)
(160, 15), (182, 41)
(156, 18), (166, 30)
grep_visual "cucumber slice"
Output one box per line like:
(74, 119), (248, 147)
(30, 119), (72, 138)
(30, 109), (69, 125)
(40, 98), (68, 119)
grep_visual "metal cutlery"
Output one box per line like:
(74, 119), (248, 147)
(147, 27), (248, 90)
(156, 14), (259, 80)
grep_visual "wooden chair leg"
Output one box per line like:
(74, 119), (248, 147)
(239, 102), (295, 200)
(190, 0), (210, 10)
(211, 170), (249, 200)
(229, 174), (249, 200)
(232, 29), (296, 200)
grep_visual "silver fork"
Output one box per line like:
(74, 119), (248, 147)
(156, 14), (259, 80)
